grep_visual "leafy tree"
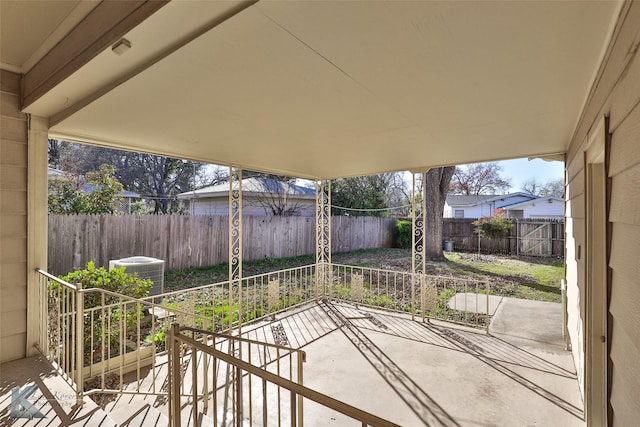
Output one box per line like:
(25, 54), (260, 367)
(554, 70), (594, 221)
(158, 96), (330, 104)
(331, 174), (393, 217)
(48, 174), (89, 214)
(114, 154), (198, 214)
(48, 164), (124, 214)
(423, 167), (456, 260)
(83, 165), (125, 214)
(450, 162), (511, 195)
(521, 177), (564, 197)
(47, 141), (213, 214)
(48, 139), (72, 170)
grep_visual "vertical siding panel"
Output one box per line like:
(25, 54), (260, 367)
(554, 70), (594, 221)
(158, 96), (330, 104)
(0, 71), (28, 362)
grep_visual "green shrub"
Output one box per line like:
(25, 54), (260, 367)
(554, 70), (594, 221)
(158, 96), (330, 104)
(473, 209), (513, 239)
(396, 220), (412, 249)
(60, 261), (152, 307)
(59, 261), (152, 364)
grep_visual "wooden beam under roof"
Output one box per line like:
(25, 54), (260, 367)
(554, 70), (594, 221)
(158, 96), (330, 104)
(21, 0), (169, 111)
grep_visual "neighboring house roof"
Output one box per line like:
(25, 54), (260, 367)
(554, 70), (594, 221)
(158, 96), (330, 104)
(177, 178), (315, 199)
(500, 196), (563, 210)
(47, 167), (68, 180)
(446, 192), (538, 207)
(81, 183), (140, 199)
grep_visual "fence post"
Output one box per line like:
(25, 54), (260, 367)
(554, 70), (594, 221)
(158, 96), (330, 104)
(39, 273), (48, 356)
(485, 282), (490, 334)
(75, 283), (84, 406)
(169, 323), (182, 427)
(191, 336), (198, 425)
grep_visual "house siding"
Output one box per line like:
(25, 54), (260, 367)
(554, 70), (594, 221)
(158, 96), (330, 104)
(521, 200), (565, 218)
(565, 151), (586, 396)
(566, 2), (640, 423)
(444, 194), (538, 218)
(0, 70), (28, 362)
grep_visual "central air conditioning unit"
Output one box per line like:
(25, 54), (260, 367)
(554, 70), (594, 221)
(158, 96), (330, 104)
(109, 256), (165, 297)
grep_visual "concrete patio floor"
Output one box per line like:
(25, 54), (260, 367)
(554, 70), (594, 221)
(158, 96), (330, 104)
(0, 298), (583, 426)
(252, 300), (584, 426)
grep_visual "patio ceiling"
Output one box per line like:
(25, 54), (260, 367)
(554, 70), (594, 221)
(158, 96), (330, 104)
(8, 1), (622, 179)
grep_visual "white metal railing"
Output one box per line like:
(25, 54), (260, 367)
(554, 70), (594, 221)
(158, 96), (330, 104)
(145, 264), (317, 333)
(168, 323), (400, 427)
(37, 261), (489, 413)
(36, 264), (317, 404)
(37, 269), (204, 402)
(37, 269), (84, 405)
(331, 264), (491, 331)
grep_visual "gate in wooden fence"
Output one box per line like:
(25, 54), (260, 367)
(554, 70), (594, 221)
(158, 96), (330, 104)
(442, 218), (564, 257)
(517, 221), (553, 256)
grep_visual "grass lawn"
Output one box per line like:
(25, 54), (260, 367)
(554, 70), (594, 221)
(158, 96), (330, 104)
(441, 252), (565, 302)
(165, 248), (565, 303)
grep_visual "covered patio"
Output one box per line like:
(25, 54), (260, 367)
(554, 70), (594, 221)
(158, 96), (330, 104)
(2, 0), (638, 425)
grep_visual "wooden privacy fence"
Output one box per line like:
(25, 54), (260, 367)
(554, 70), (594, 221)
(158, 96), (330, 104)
(442, 218), (564, 257)
(48, 214), (397, 275)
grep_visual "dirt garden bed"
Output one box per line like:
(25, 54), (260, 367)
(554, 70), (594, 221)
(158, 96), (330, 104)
(165, 248), (564, 303)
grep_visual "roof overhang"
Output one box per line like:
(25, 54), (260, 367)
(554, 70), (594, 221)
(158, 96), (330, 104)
(2, 0), (623, 179)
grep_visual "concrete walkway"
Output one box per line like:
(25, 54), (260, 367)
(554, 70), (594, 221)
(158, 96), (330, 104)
(447, 293), (504, 315)
(298, 301), (583, 426)
(490, 297), (568, 349)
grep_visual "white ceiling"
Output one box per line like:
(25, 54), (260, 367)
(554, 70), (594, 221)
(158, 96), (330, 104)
(11, 1), (623, 179)
(0, 0), (97, 73)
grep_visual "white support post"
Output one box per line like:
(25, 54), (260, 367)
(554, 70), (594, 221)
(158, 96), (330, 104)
(27, 115), (49, 356)
(315, 180), (331, 299)
(411, 172), (426, 322)
(75, 284), (84, 406)
(229, 167), (243, 332)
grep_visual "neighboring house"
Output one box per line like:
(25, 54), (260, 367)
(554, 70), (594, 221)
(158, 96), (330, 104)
(501, 196), (564, 219)
(177, 178), (315, 216)
(48, 167), (140, 214)
(444, 192), (539, 218)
